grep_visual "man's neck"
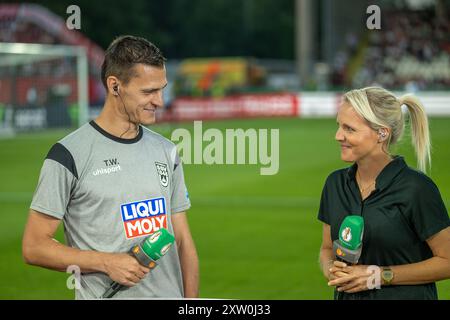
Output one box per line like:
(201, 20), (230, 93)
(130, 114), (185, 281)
(95, 101), (139, 139)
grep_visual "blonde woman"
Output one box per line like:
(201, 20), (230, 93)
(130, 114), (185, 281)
(318, 87), (450, 299)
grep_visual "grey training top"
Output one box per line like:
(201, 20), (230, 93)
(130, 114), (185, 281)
(30, 120), (191, 299)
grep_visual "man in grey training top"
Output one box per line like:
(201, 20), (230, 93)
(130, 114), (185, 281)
(22, 35), (199, 299)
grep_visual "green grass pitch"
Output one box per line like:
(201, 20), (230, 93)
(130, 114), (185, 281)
(0, 117), (449, 299)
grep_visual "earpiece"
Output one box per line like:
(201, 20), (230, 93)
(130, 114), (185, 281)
(112, 84), (136, 138)
(378, 130), (388, 141)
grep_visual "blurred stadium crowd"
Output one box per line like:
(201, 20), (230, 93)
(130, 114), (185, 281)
(332, 9), (450, 91)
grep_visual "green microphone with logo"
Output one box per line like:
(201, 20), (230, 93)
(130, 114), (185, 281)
(333, 215), (364, 264)
(102, 228), (175, 298)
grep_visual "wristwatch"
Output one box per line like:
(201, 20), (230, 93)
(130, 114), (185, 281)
(381, 267), (394, 286)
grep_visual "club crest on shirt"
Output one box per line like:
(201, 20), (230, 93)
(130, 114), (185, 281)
(155, 162), (169, 187)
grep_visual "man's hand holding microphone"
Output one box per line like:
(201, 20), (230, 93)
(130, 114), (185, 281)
(103, 252), (151, 288)
(101, 228), (175, 298)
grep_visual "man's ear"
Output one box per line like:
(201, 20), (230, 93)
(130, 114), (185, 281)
(107, 76), (120, 96)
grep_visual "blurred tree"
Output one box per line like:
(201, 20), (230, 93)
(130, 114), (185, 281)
(7, 0), (294, 59)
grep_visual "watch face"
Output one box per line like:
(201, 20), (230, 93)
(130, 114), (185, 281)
(382, 270), (394, 281)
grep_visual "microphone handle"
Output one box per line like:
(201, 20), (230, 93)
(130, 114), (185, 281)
(101, 241), (159, 298)
(101, 246), (140, 299)
(102, 281), (124, 299)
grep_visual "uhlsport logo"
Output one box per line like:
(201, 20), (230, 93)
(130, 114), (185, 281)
(93, 158), (121, 176)
(121, 197), (167, 239)
(155, 162), (169, 187)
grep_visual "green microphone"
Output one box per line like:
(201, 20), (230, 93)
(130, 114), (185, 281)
(333, 215), (364, 265)
(102, 228), (175, 298)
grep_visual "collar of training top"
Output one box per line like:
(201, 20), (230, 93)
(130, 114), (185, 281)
(89, 120), (143, 144)
(346, 155), (407, 191)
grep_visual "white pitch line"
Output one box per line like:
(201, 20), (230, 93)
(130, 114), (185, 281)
(0, 192), (317, 207)
(0, 192), (449, 208)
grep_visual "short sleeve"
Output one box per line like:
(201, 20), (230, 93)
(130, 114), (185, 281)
(170, 149), (191, 214)
(318, 176), (331, 225)
(409, 176), (450, 241)
(30, 143), (77, 220)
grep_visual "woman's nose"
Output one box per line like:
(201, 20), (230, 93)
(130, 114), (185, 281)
(335, 127), (344, 142)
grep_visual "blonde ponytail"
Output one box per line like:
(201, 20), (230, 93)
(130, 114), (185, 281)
(398, 94), (431, 173)
(343, 87), (432, 173)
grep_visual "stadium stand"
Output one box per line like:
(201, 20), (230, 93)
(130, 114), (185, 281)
(332, 9), (450, 91)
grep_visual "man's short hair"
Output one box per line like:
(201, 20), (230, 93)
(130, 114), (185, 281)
(101, 35), (166, 89)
